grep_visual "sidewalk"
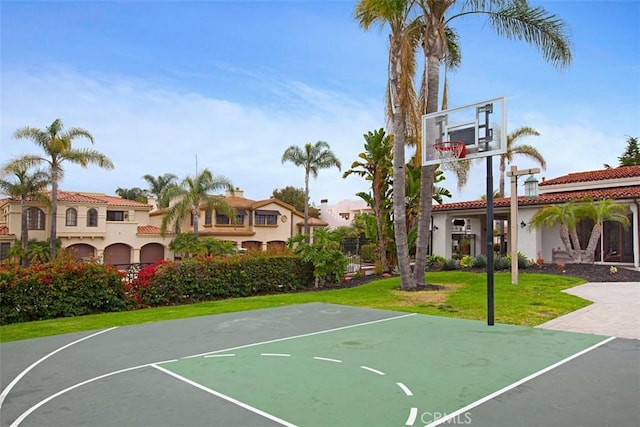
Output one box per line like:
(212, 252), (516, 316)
(538, 282), (640, 340)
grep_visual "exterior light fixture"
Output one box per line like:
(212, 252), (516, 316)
(524, 175), (539, 198)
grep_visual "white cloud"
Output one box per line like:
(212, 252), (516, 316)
(1, 66), (384, 205)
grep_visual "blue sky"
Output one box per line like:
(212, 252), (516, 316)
(1, 0), (639, 206)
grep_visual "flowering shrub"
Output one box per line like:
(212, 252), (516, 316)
(128, 256), (314, 307)
(0, 261), (128, 324)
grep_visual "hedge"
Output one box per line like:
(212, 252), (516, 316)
(0, 262), (128, 324)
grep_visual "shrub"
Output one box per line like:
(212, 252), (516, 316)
(0, 261), (128, 324)
(459, 256), (474, 268)
(472, 254), (487, 268)
(442, 258), (459, 271)
(360, 244), (377, 263)
(517, 252), (530, 269)
(130, 256), (314, 307)
(494, 256), (511, 271)
(426, 254), (446, 270)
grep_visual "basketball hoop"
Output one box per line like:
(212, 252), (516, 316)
(434, 141), (466, 173)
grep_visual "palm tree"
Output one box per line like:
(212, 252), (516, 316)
(160, 169), (234, 238)
(530, 201), (581, 262)
(499, 127), (545, 197)
(142, 173), (178, 208)
(411, 0), (572, 284)
(577, 199), (630, 263)
(356, 0), (422, 289)
(12, 119), (114, 259)
(281, 141), (342, 241)
(343, 128), (393, 271)
(115, 187), (148, 203)
(0, 162), (50, 265)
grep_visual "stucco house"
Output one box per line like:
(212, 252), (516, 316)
(319, 198), (373, 229)
(0, 188), (327, 266)
(431, 165), (640, 268)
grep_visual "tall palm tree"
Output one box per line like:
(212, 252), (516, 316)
(411, 0), (573, 284)
(160, 169), (234, 238)
(142, 173), (178, 208)
(343, 128), (393, 271)
(499, 126), (545, 197)
(13, 119), (114, 259)
(0, 162), (50, 265)
(281, 141), (342, 241)
(356, 0), (422, 289)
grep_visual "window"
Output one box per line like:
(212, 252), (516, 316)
(216, 210), (245, 225)
(205, 209), (213, 226)
(107, 210), (126, 221)
(87, 209), (98, 227)
(26, 207), (45, 230)
(66, 208), (77, 226)
(339, 212), (350, 220)
(0, 242), (10, 261)
(255, 210), (279, 225)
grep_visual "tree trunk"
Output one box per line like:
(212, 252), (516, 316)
(21, 199), (28, 266)
(192, 206), (199, 238)
(304, 169), (310, 243)
(390, 35), (415, 290)
(373, 180), (389, 272)
(584, 223), (602, 263)
(50, 170), (58, 260)
(414, 54), (440, 285)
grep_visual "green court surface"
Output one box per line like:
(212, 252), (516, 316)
(155, 313), (607, 426)
(1, 304), (637, 427)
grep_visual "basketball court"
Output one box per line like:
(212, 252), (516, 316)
(1, 303), (638, 427)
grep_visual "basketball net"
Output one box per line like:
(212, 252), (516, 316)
(434, 141), (466, 174)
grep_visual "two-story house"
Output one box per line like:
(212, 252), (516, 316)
(0, 189), (328, 266)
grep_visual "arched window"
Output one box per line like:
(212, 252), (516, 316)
(26, 207), (45, 230)
(87, 208), (98, 227)
(66, 208), (78, 226)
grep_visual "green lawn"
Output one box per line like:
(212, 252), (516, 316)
(0, 271), (590, 343)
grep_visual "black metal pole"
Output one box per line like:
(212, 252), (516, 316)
(486, 156), (495, 326)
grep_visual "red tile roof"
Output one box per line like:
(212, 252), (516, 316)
(137, 225), (168, 235)
(540, 165), (640, 186)
(433, 186), (640, 211)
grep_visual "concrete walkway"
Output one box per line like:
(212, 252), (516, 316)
(538, 282), (640, 340)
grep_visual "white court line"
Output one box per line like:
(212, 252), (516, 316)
(424, 336), (618, 427)
(360, 366), (386, 376)
(261, 353), (291, 357)
(0, 327), (118, 409)
(313, 356), (342, 363)
(152, 364), (298, 427)
(183, 313), (416, 359)
(396, 382), (413, 396)
(405, 407), (418, 426)
(9, 363), (151, 427)
(205, 354), (236, 358)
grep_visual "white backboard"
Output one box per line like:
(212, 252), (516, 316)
(422, 97), (507, 166)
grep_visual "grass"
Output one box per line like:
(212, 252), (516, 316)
(0, 272), (590, 343)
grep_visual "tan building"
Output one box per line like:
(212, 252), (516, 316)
(0, 189), (327, 266)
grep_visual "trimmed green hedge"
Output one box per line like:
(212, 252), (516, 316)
(0, 262), (128, 325)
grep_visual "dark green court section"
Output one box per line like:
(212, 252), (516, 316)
(161, 313), (607, 427)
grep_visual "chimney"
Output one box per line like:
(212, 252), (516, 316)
(226, 187), (243, 198)
(147, 195), (157, 210)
